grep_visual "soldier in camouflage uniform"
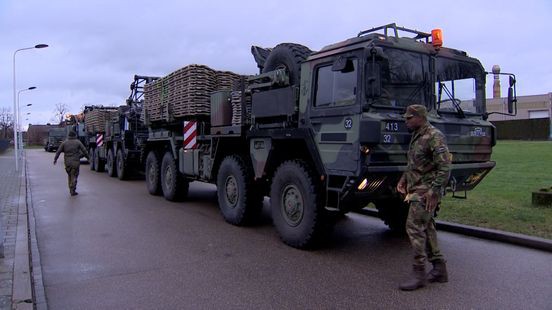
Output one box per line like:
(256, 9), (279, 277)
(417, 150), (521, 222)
(53, 131), (90, 196)
(396, 104), (451, 291)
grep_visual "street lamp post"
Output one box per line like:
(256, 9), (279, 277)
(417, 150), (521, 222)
(17, 87), (37, 154)
(12, 44), (48, 171)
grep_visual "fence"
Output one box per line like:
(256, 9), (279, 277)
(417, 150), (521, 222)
(492, 118), (551, 140)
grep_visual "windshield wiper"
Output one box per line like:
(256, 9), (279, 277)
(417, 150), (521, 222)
(406, 81), (425, 103)
(438, 83), (465, 118)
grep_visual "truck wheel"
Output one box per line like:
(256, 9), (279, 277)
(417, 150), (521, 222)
(375, 198), (409, 234)
(161, 151), (189, 201)
(94, 148), (105, 172)
(262, 43), (313, 86)
(106, 149), (116, 177)
(89, 147), (96, 171)
(216, 156), (263, 226)
(270, 160), (326, 249)
(145, 151), (162, 195)
(116, 149), (127, 180)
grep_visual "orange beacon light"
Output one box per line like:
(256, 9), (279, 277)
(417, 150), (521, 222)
(431, 28), (443, 49)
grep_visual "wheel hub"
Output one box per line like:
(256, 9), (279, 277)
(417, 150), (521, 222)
(225, 176), (238, 208)
(148, 164), (155, 183)
(165, 167), (173, 188)
(282, 184), (303, 226)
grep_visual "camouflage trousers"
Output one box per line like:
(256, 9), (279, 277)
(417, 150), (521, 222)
(65, 165), (80, 194)
(406, 201), (444, 266)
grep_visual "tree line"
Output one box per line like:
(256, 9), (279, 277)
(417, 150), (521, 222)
(0, 102), (71, 141)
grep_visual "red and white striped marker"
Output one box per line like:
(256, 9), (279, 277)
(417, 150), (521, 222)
(183, 121), (197, 149)
(96, 133), (104, 147)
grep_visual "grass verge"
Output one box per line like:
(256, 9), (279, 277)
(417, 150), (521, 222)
(439, 140), (552, 239)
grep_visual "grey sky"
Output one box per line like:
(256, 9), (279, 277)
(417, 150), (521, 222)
(1, 0), (551, 129)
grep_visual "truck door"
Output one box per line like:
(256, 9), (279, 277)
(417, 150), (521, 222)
(307, 56), (361, 173)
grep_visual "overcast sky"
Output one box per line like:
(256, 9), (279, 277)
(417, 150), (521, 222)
(1, 0), (551, 129)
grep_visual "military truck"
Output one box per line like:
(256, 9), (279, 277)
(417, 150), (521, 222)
(135, 23), (517, 249)
(86, 76), (159, 179)
(83, 106), (119, 172)
(64, 113), (87, 145)
(44, 127), (67, 152)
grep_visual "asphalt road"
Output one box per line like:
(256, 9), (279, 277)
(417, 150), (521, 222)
(28, 149), (551, 309)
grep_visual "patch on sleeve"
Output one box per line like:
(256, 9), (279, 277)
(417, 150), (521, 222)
(435, 146), (448, 154)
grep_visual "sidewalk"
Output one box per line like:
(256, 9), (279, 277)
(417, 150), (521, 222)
(0, 149), (44, 310)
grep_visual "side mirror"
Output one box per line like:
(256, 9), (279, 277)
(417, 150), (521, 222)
(365, 63), (381, 98)
(507, 75), (516, 114)
(507, 87), (514, 114)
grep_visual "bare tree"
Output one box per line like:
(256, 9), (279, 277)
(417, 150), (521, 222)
(52, 102), (70, 125)
(0, 107), (14, 139)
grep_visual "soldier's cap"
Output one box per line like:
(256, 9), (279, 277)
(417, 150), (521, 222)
(403, 104), (428, 118)
(68, 131), (77, 137)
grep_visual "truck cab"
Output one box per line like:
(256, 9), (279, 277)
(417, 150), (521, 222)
(44, 127), (67, 152)
(292, 24), (516, 228)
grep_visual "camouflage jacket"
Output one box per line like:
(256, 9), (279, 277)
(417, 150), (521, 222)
(403, 122), (451, 201)
(54, 137), (89, 167)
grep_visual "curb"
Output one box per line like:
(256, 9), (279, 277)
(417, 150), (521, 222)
(25, 158), (47, 310)
(12, 163), (32, 309)
(355, 208), (552, 253)
(12, 153), (47, 310)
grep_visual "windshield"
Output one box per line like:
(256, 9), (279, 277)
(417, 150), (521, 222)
(367, 48), (485, 114)
(435, 57), (485, 115)
(370, 49), (430, 108)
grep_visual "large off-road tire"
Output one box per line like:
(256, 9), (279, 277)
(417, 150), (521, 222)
(94, 148), (105, 172)
(161, 151), (189, 201)
(145, 151), (162, 195)
(106, 148), (116, 177)
(216, 156), (263, 226)
(270, 160), (328, 249)
(262, 43), (313, 86)
(116, 149), (127, 180)
(89, 147), (96, 171)
(375, 197), (409, 234)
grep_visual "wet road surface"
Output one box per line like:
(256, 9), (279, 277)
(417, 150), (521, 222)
(28, 149), (551, 309)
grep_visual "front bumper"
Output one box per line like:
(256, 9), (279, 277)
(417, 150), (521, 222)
(354, 161), (496, 196)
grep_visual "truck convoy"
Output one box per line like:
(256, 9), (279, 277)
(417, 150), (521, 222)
(84, 24), (516, 249)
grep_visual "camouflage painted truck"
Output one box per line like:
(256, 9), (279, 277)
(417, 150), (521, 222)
(141, 23), (517, 249)
(44, 127), (67, 152)
(83, 106), (119, 172)
(64, 113), (88, 146)
(85, 78), (160, 180)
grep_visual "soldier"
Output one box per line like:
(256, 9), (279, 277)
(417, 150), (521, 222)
(53, 131), (90, 196)
(396, 104), (451, 291)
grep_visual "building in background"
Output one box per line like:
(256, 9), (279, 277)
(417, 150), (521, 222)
(25, 124), (59, 146)
(487, 93), (552, 122)
(485, 65), (551, 140)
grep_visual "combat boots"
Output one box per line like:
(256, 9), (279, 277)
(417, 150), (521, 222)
(427, 259), (448, 283)
(399, 265), (426, 291)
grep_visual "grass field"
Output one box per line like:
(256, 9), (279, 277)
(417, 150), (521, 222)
(439, 140), (552, 239)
